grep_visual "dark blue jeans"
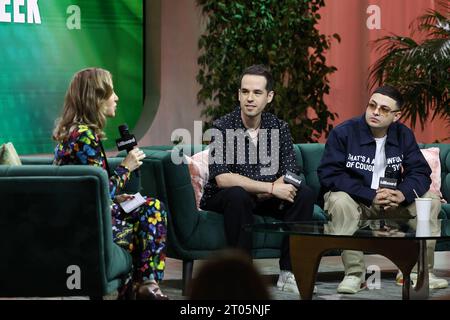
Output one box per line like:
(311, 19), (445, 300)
(202, 184), (315, 271)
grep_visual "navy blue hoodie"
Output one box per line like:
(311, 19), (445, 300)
(318, 115), (431, 206)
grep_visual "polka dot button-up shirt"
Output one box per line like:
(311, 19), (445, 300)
(200, 106), (298, 207)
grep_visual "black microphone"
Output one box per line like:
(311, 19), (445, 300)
(379, 166), (397, 190)
(378, 166), (398, 227)
(279, 168), (303, 210)
(116, 124), (139, 176)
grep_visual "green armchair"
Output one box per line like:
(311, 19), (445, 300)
(0, 158), (140, 298)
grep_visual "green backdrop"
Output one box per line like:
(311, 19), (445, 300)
(0, 0), (143, 154)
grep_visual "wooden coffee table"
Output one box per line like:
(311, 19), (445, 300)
(248, 219), (448, 300)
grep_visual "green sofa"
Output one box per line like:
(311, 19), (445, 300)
(0, 158), (140, 298)
(136, 143), (450, 295)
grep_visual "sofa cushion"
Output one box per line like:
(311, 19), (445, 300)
(313, 204), (327, 221)
(419, 143), (450, 202)
(420, 147), (443, 198)
(182, 210), (283, 251)
(292, 144), (304, 175)
(185, 149), (209, 209)
(18, 156), (141, 195)
(298, 143), (325, 203)
(0, 142), (22, 165)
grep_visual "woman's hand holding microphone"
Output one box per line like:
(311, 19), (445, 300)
(121, 147), (146, 172)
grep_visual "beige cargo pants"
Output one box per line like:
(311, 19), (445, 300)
(323, 191), (441, 277)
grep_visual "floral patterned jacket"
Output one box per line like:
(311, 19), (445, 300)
(53, 124), (130, 200)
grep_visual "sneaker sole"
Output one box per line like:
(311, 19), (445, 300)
(277, 283), (299, 294)
(277, 284), (318, 294)
(396, 278), (448, 290)
(337, 283), (367, 294)
(430, 282), (449, 290)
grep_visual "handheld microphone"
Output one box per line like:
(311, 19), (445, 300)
(116, 124), (139, 176)
(378, 166), (398, 227)
(279, 168), (302, 210)
(379, 166), (397, 190)
(284, 171), (302, 188)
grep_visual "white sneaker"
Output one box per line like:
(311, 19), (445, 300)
(337, 275), (366, 294)
(396, 271), (449, 289)
(277, 270), (317, 294)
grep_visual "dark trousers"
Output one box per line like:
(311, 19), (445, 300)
(202, 185), (315, 271)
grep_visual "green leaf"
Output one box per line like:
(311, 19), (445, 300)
(196, 0), (339, 142)
(369, 3), (450, 129)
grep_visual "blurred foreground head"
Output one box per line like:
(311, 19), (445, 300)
(189, 249), (271, 300)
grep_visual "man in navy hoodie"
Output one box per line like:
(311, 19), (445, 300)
(318, 85), (447, 294)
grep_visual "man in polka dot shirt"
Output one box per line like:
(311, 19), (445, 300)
(200, 65), (315, 295)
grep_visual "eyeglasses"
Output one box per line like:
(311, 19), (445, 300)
(367, 102), (400, 116)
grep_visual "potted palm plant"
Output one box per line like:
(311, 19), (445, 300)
(369, 1), (449, 135)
